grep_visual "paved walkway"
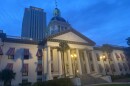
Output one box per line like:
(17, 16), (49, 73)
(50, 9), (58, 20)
(84, 82), (130, 86)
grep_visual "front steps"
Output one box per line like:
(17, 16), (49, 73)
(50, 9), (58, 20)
(80, 73), (109, 85)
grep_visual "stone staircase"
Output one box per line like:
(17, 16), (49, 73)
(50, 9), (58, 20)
(80, 73), (108, 85)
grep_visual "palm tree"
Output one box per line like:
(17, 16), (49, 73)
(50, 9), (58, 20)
(0, 69), (16, 86)
(58, 41), (70, 77)
(126, 37), (130, 47)
(101, 44), (113, 75)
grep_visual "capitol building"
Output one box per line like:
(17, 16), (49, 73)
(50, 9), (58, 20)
(0, 6), (129, 85)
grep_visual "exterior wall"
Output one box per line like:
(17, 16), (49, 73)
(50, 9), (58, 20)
(94, 49), (130, 76)
(0, 38), (129, 85)
(0, 41), (42, 85)
(112, 50), (130, 75)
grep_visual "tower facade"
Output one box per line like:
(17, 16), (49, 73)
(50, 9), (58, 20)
(47, 8), (71, 36)
(21, 6), (46, 41)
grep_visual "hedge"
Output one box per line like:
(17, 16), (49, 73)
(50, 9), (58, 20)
(33, 78), (74, 86)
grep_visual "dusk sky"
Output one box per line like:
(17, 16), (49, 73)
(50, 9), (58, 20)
(0, 0), (130, 46)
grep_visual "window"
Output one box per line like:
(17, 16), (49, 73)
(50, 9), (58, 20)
(37, 71), (42, 75)
(96, 53), (100, 61)
(6, 63), (13, 70)
(0, 47), (3, 55)
(65, 27), (67, 30)
(58, 25), (60, 32)
(22, 79), (28, 83)
(22, 64), (28, 76)
(37, 78), (42, 82)
(51, 63), (54, 72)
(24, 55), (29, 59)
(36, 49), (43, 60)
(105, 64), (109, 72)
(111, 64), (116, 72)
(37, 64), (42, 75)
(98, 64), (103, 73)
(6, 48), (15, 59)
(91, 64), (95, 71)
(123, 63), (127, 71)
(8, 55), (14, 59)
(118, 63), (122, 71)
(24, 49), (29, 60)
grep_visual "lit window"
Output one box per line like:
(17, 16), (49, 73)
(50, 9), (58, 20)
(6, 48), (15, 59)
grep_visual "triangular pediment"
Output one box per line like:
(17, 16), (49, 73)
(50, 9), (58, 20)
(53, 32), (88, 43)
(47, 29), (96, 45)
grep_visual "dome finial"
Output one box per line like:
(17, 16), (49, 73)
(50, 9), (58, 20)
(53, 0), (61, 17)
(55, 0), (58, 8)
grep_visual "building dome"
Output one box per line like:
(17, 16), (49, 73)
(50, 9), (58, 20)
(51, 8), (66, 22)
(51, 16), (66, 22)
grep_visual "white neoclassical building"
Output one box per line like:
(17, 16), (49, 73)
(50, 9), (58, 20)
(0, 7), (129, 86)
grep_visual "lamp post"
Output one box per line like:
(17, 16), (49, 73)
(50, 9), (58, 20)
(100, 55), (107, 75)
(71, 54), (78, 77)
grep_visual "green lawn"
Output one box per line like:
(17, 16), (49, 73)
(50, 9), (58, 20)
(96, 84), (130, 86)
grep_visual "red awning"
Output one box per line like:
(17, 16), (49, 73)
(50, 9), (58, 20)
(120, 54), (125, 59)
(36, 49), (43, 57)
(6, 48), (15, 56)
(0, 47), (3, 55)
(22, 64), (28, 72)
(37, 64), (42, 71)
(115, 53), (120, 58)
(6, 63), (13, 70)
(24, 49), (29, 56)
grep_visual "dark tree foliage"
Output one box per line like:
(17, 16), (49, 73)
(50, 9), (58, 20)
(126, 37), (130, 46)
(0, 69), (16, 86)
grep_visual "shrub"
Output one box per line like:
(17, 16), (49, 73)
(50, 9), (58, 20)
(33, 78), (74, 86)
(19, 82), (31, 86)
(111, 74), (130, 81)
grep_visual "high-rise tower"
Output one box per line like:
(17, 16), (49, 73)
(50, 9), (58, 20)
(21, 6), (46, 41)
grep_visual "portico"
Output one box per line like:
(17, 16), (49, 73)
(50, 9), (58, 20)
(43, 29), (97, 80)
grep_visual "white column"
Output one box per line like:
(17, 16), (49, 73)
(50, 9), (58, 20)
(58, 51), (62, 76)
(84, 50), (91, 74)
(47, 46), (52, 80)
(76, 49), (82, 75)
(43, 49), (47, 76)
(68, 50), (73, 76)
(91, 51), (98, 73)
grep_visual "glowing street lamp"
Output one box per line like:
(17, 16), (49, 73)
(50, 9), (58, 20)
(100, 55), (107, 75)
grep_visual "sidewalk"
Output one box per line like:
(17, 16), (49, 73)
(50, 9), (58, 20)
(84, 82), (130, 86)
